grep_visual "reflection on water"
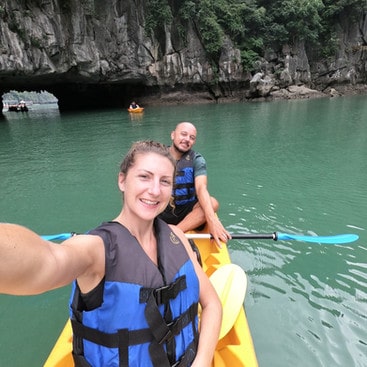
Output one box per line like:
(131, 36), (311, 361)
(128, 110), (144, 124)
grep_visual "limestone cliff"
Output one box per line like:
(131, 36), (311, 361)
(0, 1), (366, 111)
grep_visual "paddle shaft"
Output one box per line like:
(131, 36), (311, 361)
(42, 232), (276, 241)
(186, 233), (277, 240)
(186, 232), (358, 244)
(42, 231), (358, 244)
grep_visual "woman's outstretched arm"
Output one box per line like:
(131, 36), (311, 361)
(0, 223), (104, 295)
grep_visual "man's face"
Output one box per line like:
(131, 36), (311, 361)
(171, 123), (197, 153)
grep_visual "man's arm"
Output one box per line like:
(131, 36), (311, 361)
(194, 175), (231, 246)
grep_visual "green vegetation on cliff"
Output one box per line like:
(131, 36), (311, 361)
(146, 0), (366, 71)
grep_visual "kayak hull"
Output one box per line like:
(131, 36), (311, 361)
(44, 225), (258, 367)
(127, 107), (144, 113)
(189, 228), (258, 367)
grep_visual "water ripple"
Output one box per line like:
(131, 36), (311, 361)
(229, 215), (367, 367)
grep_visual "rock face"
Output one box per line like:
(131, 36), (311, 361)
(0, 1), (366, 111)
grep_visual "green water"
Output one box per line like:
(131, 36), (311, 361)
(1, 97), (366, 366)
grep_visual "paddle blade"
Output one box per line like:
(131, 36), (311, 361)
(277, 232), (359, 244)
(209, 264), (247, 339)
(42, 233), (74, 241)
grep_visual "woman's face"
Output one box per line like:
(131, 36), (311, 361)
(118, 152), (174, 221)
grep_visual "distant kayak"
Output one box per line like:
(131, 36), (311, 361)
(128, 107), (144, 113)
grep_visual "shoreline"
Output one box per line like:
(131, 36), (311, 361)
(139, 83), (367, 107)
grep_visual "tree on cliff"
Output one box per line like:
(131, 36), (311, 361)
(146, 0), (366, 71)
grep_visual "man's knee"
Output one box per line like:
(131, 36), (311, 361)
(211, 197), (219, 211)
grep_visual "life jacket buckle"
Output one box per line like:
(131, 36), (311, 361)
(153, 284), (171, 305)
(171, 358), (182, 367)
(158, 321), (175, 344)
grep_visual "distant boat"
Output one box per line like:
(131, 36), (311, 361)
(8, 101), (28, 112)
(128, 107), (144, 113)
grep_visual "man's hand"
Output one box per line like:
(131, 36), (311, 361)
(207, 216), (232, 248)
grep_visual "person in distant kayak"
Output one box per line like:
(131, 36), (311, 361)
(158, 122), (231, 247)
(129, 101), (140, 109)
(0, 140), (222, 367)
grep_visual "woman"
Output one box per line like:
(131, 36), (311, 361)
(0, 140), (222, 367)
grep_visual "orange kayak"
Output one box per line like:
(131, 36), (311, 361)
(128, 107), (144, 113)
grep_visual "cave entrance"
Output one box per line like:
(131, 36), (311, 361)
(2, 90), (58, 113)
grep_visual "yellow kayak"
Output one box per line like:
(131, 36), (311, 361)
(44, 226), (258, 367)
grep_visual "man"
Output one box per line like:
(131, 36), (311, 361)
(159, 122), (231, 246)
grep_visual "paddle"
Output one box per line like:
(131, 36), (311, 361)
(41, 233), (76, 241)
(209, 264), (247, 340)
(40, 232), (358, 244)
(186, 232), (359, 244)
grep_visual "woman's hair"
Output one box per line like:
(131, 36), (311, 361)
(120, 140), (176, 175)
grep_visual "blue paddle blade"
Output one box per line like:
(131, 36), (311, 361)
(42, 233), (73, 241)
(277, 233), (359, 244)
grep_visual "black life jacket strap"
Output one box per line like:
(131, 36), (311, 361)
(171, 335), (198, 367)
(188, 239), (203, 267)
(71, 274), (197, 367)
(174, 181), (194, 190)
(174, 193), (196, 203)
(140, 275), (187, 366)
(140, 275), (187, 305)
(145, 288), (198, 367)
(72, 352), (93, 367)
(71, 303), (198, 367)
(71, 318), (153, 348)
(72, 338), (199, 367)
(71, 277), (188, 348)
(148, 334), (198, 367)
(174, 174), (196, 203)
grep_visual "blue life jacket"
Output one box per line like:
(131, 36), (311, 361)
(174, 150), (196, 206)
(70, 219), (199, 367)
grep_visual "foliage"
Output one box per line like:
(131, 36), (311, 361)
(318, 0), (367, 57)
(145, 0), (173, 37)
(322, 0), (366, 20)
(257, 0), (325, 44)
(195, 0), (224, 55)
(144, 0), (365, 71)
(178, 0), (265, 68)
(240, 49), (260, 72)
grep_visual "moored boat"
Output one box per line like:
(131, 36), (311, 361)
(8, 101), (29, 112)
(43, 224), (258, 367)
